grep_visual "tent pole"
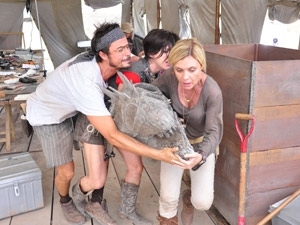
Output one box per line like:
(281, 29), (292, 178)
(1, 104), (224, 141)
(215, 0), (220, 44)
(34, 0), (46, 73)
(157, 0), (160, 28)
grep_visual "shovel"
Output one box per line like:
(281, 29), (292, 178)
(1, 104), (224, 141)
(235, 113), (255, 225)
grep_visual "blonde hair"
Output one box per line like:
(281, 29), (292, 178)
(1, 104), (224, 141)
(168, 38), (207, 72)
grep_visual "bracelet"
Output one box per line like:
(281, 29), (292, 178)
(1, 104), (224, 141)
(191, 151), (207, 171)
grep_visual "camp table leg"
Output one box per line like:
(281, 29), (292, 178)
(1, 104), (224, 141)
(5, 104), (16, 151)
(0, 100), (16, 152)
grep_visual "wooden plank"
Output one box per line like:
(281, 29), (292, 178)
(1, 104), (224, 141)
(52, 149), (92, 225)
(215, 140), (240, 187)
(104, 153), (131, 225)
(143, 157), (161, 190)
(0, 217), (10, 225)
(249, 147), (300, 166)
(247, 147), (300, 192)
(205, 44), (256, 61)
(222, 98), (249, 138)
(0, 91), (5, 98)
(250, 105), (300, 151)
(253, 61), (300, 107)
(78, 145), (127, 225)
(140, 154), (215, 225)
(0, 107), (6, 153)
(244, 147), (300, 225)
(0, 105), (228, 224)
(257, 44), (300, 61)
(245, 185), (298, 225)
(111, 151), (156, 224)
(206, 205), (230, 225)
(206, 52), (253, 109)
(214, 144), (240, 225)
(214, 174), (239, 225)
(28, 132), (43, 152)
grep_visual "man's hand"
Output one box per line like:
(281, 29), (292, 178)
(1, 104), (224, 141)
(171, 152), (203, 169)
(160, 147), (188, 167)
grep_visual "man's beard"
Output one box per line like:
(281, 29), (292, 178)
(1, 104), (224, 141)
(108, 56), (131, 69)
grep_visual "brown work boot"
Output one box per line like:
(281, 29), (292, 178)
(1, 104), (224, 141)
(72, 180), (90, 218)
(60, 199), (87, 225)
(157, 212), (178, 225)
(181, 189), (194, 225)
(85, 201), (118, 225)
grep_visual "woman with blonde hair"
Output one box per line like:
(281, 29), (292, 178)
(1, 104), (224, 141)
(152, 38), (223, 225)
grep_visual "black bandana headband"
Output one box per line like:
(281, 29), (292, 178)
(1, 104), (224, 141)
(96, 27), (125, 51)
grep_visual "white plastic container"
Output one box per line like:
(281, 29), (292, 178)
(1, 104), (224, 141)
(269, 195), (300, 225)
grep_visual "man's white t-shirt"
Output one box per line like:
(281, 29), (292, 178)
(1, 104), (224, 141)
(26, 53), (110, 126)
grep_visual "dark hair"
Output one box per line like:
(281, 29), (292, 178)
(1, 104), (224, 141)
(90, 22), (120, 62)
(143, 29), (180, 60)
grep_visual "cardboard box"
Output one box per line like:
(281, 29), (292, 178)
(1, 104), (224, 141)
(269, 195), (300, 225)
(0, 152), (44, 219)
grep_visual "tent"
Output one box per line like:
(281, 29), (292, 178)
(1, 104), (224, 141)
(1, 1), (300, 224)
(1, 0), (299, 68)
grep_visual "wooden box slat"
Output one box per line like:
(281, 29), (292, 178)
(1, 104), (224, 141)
(251, 105), (300, 150)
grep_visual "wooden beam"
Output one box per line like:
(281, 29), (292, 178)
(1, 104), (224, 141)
(215, 0), (221, 44)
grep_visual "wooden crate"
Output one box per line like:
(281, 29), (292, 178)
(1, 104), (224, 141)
(204, 44), (300, 225)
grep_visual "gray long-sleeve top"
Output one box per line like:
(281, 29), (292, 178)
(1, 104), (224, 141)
(151, 68), (223, 157)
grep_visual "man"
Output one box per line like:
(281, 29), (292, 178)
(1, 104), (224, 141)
(26, 22), (187, 225)
(121, 22), (144, 60)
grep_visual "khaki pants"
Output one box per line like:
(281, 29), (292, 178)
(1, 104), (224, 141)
(159, 137), (216, 219)
(183, 136), (219, 188)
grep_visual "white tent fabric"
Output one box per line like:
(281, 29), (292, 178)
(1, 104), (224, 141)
(30, 0), (88, 67)
(149, 0), (267, 44)
(0, 0), (88, 68)
(121, 0), (131, 24)
(221, 0), (267, 44)
(268, 0), (300, 24)
(0, 2), (24, 50)
(0, 0), (299, 69)
(132, 0), (147, 38)
(144, 0), (159, 32)
(184, 0), (216, 43)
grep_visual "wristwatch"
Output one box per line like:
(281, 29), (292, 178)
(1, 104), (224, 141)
(192, 151), (207, 171)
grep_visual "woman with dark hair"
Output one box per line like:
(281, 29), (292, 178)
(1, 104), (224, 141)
(119, 28), (180, 84)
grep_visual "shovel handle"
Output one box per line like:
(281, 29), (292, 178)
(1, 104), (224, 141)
(235, 113), (255, 153)
(235, 113), (253, 120)
(236, 113), (255, 225)
(257, 188), (300, 225)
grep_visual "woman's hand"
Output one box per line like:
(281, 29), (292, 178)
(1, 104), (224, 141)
(171, 152), (203, 169)
(160, 147), (189, 167)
